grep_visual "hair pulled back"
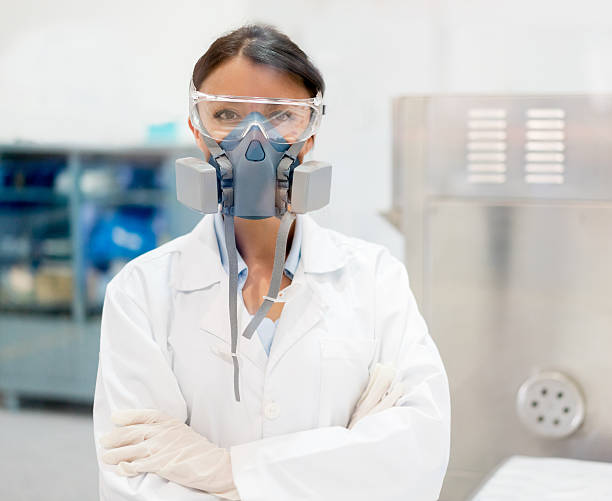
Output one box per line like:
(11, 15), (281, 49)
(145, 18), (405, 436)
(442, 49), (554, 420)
(192, 24), (325, 98)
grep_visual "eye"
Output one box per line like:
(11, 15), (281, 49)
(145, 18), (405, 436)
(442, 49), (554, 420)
(213, 109), (241, 121)
(269, 110), (293, 122)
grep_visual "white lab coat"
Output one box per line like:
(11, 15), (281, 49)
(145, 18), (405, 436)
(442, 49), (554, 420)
(93, 213), (450, 501)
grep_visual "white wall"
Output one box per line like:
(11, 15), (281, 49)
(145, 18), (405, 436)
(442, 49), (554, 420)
(0, 0), (249, 146)
(3, 0), (612, 256)
(435, 0), (612, 93)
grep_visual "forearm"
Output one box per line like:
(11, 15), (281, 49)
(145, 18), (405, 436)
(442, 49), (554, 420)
(98, 469), (224, 501)
(231, 374), (450, 501)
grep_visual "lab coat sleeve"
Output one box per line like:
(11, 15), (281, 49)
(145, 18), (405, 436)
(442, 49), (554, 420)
(229, 249), (451, 501)
(93, 275), (222, 501)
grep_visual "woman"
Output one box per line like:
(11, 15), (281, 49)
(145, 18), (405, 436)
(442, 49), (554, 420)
(94, 24), (450, 501)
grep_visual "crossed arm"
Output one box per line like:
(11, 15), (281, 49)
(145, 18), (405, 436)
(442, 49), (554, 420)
(94, 252), (450, 501)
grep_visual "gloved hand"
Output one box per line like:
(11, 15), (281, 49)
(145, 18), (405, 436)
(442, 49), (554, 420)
(347, 363), (405, 429)
(100, 409), (240, 500)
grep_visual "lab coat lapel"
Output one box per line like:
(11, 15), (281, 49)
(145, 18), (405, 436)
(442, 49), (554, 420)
(181, 215), (266, 372)
(238, 296), (269, 372)
(266, 214), (348, 371)
(171, 215), (225, 292)
(267, 266), (326, 372)
(199, 279), (268, 372)
(198, 280), (230, 344)
(192, 214), (350, 373)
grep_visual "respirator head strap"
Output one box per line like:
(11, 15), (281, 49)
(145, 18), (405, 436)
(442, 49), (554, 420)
(200, 130), (234, 212)
(276, 141), (305, 215)
(222, 213), (241, 401)
(241, 211), (296, 341)
(219, 159), (233, 213)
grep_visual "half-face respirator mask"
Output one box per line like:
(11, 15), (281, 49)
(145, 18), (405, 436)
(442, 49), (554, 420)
(175, 81), (332, 401)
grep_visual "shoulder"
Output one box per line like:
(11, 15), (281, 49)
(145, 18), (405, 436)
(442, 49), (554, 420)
(311, 218), (405, 278)
(105, 214), (221, 306)
(106, 232), (191, 300)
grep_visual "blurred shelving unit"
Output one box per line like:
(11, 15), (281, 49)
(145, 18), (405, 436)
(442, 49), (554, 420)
(0, 143), (200, 409)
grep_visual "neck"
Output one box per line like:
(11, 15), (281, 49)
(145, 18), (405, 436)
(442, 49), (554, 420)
(232, 216), (295, 266)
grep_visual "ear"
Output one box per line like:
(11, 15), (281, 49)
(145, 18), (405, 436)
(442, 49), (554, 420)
(188, 118), (211, 158)
(297, 135), (315, 162)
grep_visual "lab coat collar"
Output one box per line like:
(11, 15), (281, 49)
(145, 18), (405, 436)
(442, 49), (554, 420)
(299, 214), (348, 274)
(267, 261), (326, 372)
(173, 213), (348, 291)
(197, 256), (327, 373)
(172, 215), (226, 291)
(199, 275), (270, 371)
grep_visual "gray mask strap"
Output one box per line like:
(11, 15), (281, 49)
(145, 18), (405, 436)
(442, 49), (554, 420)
(201, 133), (233, 209)
(200, 132), (225, 162)
(223, 213), (241, 402)
(213, 129), (238, 400)
(241, 211), (296, 340)
(218, 136), (299, 402)
(276, 141), (305, 215)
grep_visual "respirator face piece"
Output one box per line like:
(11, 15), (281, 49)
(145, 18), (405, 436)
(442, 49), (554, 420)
(207, 112), (303, 219)
(175, 81), (332, 403)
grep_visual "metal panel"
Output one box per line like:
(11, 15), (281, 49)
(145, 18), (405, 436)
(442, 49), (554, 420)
(426, 201), (612, 500)
(391, 97), (429, 306)
(426, 95), (612, 201)
(390, 95), (612, 500)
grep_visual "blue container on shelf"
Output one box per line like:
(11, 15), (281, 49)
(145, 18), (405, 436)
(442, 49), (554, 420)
(87, 208), (157, 269)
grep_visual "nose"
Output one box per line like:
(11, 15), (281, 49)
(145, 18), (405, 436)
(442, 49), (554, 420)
(245, 140), (265, 161)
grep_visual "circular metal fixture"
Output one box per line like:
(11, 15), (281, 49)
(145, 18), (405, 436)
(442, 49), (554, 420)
(516, 371), (585, 438)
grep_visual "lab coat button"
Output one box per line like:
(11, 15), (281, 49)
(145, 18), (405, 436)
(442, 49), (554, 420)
(264, 401), (281, 420)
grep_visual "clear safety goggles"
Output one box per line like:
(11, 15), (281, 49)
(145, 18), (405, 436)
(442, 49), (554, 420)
(189, 80), (325, 146)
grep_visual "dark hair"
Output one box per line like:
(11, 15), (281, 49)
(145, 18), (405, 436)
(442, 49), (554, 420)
(192, 24), (325, 97)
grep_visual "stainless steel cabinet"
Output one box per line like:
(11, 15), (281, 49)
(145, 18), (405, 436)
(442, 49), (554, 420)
(389, 96), (612, 500)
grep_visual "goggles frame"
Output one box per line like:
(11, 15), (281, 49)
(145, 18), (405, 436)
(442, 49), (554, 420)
(189, 80), (325, 143)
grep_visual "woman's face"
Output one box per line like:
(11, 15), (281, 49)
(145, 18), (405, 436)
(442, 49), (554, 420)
(189, 56), (316, 160)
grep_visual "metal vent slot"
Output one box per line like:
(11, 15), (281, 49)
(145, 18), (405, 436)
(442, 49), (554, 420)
(525, 163), (564, 173)
(526, 119), (565, 129)
(468, 153), (506, 162)
(468, 163), (506, 173)
(525, 174), (564, 184)
(526, 152), (564, 162)
(527, 108), (566, 118)
(468, 131), (507, 140)
(467, 108), (508, 184)
(526, 142), (565, 151)
(468, 174), (507, 184)
(525, 109), (566, 185)
(468, 120), (507, 129)
(468, 108), (507, 119)
(468, 142), (507, 151)
(527, 130), (565, 141)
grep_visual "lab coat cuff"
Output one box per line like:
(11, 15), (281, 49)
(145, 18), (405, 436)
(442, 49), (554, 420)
(229, 442), (265, 501)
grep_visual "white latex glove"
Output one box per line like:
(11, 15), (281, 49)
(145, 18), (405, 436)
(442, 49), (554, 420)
(100, 409), (240, 500)
(347, 363), (405, 429)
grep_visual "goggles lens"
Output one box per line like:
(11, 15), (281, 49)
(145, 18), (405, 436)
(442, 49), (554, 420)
(190, 85), (323, 145)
